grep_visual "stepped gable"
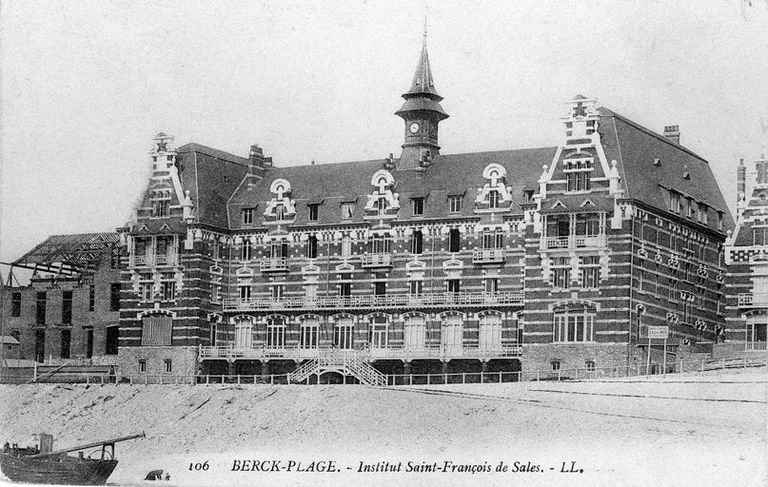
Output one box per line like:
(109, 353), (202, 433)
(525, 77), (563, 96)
(598, 108), (734, 232)
(175, 142), (250, 229)
(227, 147), (557, 228)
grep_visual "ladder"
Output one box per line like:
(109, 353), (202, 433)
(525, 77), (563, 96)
(287, 348), (386, 387)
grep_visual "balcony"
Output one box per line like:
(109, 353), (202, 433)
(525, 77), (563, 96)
(130, 253), (178, 267)
(199, 344), (523, 361)
(541, 234), (606, 250)
(222, 291), (524, 312)
(260, 257), (288, 272)
(472, 248), (505, 264)
(737, 293), (768, 308)
(361, 253), (392, 268)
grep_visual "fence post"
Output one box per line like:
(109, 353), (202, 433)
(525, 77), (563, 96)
(427, 374), (431, 385)
(409, 374), (413, 386)
(498, 372), (502, 382)
(237, 374), (241, 385)
(270, 374), (274, 385)
(536, 370), (540, 381)
(443, 373), (447, 384)
(700, 358), (705, 372)
(462, 373), (466, 384)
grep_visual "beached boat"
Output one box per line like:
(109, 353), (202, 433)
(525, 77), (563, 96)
(0, 432), (144, 485)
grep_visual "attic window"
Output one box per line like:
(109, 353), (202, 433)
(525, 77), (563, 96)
(412, 197), (424, 216)
(241, 208), (255, 225)
(308, 204), (319, 221)
(683, 172), (691, 180)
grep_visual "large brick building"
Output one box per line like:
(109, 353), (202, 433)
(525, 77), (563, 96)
(2, 40), (736, 382)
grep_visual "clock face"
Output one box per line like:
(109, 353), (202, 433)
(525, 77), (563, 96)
(409, 122), (420, 134)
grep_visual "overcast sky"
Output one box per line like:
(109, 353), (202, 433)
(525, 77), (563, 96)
(1, 0), (767, 267)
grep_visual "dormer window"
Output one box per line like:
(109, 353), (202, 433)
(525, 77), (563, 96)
(698, 203), (708, 224)
(449, 195), (462, 213)
(308, 204), (319, 221)
(717, 212), (723, 231)
(488, 190), (500, 209)
(341, 203), (355, 220)
(412, 197), (424, 216)
(275, 204), (285, 221)
(669, 191), (681, 213)
(376, 197), (387, 215)
(241, 208), (255, 225)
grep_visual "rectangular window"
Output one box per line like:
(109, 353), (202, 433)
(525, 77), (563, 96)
(409, 280), (423, 296)
(271, 285), (283, 300)
(36, 292), (47, 324)
(308, 204), (319, 221)
(551, 257), (571, 289)
(341, 202), (355, 220)
(369, 236), (391, 254)
(447, 279), (460, 294)
(339, 274), (352, 297)
(62, 291), (72, 325)
(11, 292), (21, 317)
(88, 285), (95, 312)
(482, 230), (503, 249)
(139, 360), (147, 373)
(139, 274), (153, 303)
(239, 285), (252, 300)
(699, 203), (708, 224)
(412, 198), (424, 216)
(580, 256), (601, 289)
(374, 280), (386, 296)
(585, 360), (596, 371)
(275, 204), (285, 220)
(449, 228), (461, 253)
(164, 359), (172, 373)
(300, 322), (319, 349)
(411, 230), (423, 254)
(85, 328), (94, 358)
(151, 190), (171, 218)
(448, 195), (462, 213)
(553, 307), (595, 342)
(341, 237), (352, 258)
(488, 190), (499, 209)
(160, 281), (176, 301)
(241, 240), (252, 261)
(211, 284), (220, 303)
(717, 212), (724, 231)
(307, 235), (318, 259)
(485, 278), (499, 293)
(110, 283), (121, 311)
(551, 360), (561, 371)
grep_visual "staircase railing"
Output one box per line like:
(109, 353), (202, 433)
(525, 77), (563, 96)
(287, 358), (319, 383)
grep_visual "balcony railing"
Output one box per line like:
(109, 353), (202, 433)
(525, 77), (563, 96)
(737, 293), (768, 307)
(361, 253), (392, 268)
(199, 344), (523, 361)
(223, 291), (524, 312)
(541, 234), (606, 250)
(260, 257), (288, 272)
(472, 248), (505, 264)
(130, 253), (178, 267)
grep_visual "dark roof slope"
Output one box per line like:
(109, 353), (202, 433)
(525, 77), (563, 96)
(599, 108), (734, 230)
(176, 143), (250, 229)
(228, 148), (556, 228)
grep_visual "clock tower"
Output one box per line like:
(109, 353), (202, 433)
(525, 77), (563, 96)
(395, 33), (449, 170)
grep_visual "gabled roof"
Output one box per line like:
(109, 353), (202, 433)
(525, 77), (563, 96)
(176, 143), (250, 229)
(12, 233), (120, 275)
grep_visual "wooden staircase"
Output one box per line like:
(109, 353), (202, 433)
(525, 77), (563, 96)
(288, 348), (386, 387)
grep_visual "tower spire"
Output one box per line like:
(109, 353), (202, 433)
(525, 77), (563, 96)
(395, 26), (449, 170)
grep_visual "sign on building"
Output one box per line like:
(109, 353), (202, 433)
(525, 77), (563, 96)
(646, 325), (670, 340)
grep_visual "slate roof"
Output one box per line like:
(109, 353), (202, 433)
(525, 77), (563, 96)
(218, 106), (732, 234)
(176, 143), (250, 229)
(598, 108), (734, 231)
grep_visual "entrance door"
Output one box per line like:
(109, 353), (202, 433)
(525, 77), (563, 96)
(266, 319), (286, 350)
(404, 316), (426, 351)
(442, 315), (463, 355)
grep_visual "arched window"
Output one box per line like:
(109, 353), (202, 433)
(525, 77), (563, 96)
(553, 303), (595, 342)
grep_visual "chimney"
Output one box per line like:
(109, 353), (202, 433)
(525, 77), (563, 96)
(663, 125), (680, 145)
(737, 158), (746, 221)
(248, 144), (268, 179)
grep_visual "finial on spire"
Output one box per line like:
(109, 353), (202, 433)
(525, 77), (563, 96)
(423, 15), (428, 48)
